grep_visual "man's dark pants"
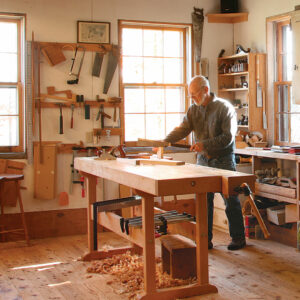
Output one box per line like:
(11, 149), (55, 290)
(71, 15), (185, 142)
(197, 153), (245, 242)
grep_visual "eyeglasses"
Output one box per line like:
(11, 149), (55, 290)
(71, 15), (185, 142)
(188, 89), (202, 100)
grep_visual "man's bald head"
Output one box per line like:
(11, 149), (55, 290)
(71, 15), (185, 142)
(189, 75), (210, 92)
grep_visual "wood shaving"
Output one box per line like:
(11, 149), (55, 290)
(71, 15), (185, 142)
(87, 251), (196, 299)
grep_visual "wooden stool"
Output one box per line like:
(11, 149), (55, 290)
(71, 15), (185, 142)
(0, 174), (30, 245)
(161, 234), (196, 279)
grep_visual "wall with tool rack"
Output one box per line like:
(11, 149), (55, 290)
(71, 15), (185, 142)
(2, 0), (234, 226)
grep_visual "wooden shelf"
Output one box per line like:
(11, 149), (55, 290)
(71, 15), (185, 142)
(37, 101), (121, 109)
(207, 12), (248, 24)
(219, 88), (248, 92)
(219, 71), (248, 77)
(256, 182), (297, 199)
(218, 53), (249, 60)
(35, 41), (113, 53)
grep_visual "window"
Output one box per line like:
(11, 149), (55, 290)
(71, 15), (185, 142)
(119, 20), (191, 144)
(0, 14), (25, 153)
(268, 14), (300, 145)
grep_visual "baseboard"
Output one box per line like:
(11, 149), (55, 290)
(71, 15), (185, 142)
(0, 208), (87, 242)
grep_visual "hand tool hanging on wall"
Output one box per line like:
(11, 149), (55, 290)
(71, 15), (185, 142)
(256, 55), (263, 107)
(58, 103), (64, 134)
(70, 104), (75, 128)
(67, 46), (86, 84)
(192, 7), (204, 63)
(103, 45), (120, 94)
(47, 86), (73, 99)
(92, 52), (104, 77)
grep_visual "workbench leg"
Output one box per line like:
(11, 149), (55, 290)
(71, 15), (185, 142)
(195, 193), (209, 285)
(86, 175), (97, 253)
(142, 194), (156, 295)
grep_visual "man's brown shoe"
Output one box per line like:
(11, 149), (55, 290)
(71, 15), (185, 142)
(227, 238), (246, 251)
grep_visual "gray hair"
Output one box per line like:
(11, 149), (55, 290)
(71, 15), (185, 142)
(189, 75), (210, 91)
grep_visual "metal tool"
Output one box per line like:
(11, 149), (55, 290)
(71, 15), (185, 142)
(192, 7), (204, 63)
(92, 52), (104, 77)
(256, 55), (263, 107)
(92, 196), (142, 250)
(103, 45), (119, 94)
(58, 103), (64, 134)
(67, 46), (86, 84)
(70, 104), (75, 128)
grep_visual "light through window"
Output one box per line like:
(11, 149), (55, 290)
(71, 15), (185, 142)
(120, 22), (189, 142)
(0, 15), (25, 152)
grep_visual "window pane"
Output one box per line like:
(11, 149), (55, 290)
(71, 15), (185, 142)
(166, 87), (185, 112)
(0, 53), (18, 82)
(145, 88), (164, 113)
(0, 22), (18, 53)
(145, 114), (165, 140)
(0, 116), (18, 146)
(166, 114), (184, 135)
(164, 31), (182, 57)
(122, 57), (143, 83)
(124, 88), (144, 113)
(125, 114), (144, 141)
(164, 58), (183, 83)
(143, 30), (163, 57)
(122, 28), (142, 56)
(0, 87), (18, 114)
(144, 58), (163, 83)
(282, 25), (292, 81)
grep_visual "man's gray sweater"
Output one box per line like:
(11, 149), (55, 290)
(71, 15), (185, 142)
(164, 93), (237, 158)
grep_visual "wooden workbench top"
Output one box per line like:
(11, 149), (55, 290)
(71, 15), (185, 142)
(75, 157), (255, 197)
(235, 148), (300, 161)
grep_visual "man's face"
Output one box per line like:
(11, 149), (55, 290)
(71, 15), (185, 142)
(189, 85), (206, 106)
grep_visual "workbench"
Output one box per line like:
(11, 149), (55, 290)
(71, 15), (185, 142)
(75, 157), (255, 299)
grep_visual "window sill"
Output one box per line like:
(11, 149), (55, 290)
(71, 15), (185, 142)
(0, 152), (27, 159)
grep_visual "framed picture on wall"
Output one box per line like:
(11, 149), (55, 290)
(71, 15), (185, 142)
(77, 21), (110, 44)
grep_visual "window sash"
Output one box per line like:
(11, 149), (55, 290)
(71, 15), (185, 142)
(119, 20), (189, 144)
(0, 16), (24, 153)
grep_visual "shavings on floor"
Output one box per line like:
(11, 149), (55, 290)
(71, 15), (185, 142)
(86, 251), (196, 298)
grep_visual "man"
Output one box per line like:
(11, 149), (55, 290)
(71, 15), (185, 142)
(164, 75), (246, 250)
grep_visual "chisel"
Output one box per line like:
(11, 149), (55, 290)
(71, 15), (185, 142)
(59, 104), (63, 134)
(70, 104), (74, 128)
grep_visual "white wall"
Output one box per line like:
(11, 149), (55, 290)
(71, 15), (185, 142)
(234, 0), (300, 144)
(2, 0), (234, 212)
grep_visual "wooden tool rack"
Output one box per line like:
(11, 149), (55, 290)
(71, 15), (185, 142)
(31, 39), (124, 141)
(75, 157), (255, 299)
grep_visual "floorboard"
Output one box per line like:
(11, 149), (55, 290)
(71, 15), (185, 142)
(0, 230), (299, 300)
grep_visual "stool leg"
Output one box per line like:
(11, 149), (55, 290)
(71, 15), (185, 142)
(16, 181), (30, 246)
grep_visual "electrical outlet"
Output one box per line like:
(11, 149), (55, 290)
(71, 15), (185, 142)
(86, 131), (93, 143)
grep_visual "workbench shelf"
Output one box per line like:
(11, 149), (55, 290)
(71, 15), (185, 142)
(217, 52), (267, 137)
(235, 148), (300, 223)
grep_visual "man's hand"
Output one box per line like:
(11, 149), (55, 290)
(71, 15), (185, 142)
(190, 142), (204, 152)
(152, 147), (158, 153)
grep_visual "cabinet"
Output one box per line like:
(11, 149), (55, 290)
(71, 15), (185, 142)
(235, 148), (300, 220)
(217, 53), (267, 138)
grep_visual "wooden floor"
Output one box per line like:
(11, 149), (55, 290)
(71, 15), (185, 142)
(0, 230), (300, 300)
